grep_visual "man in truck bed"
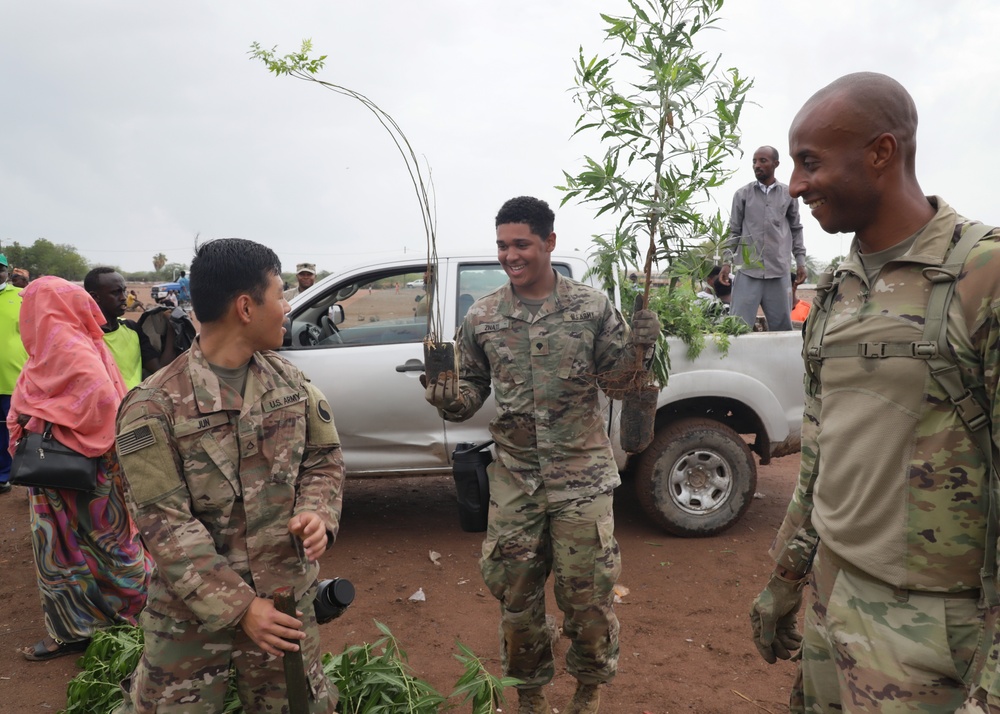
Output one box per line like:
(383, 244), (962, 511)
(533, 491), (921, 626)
(424, 196), (659, 714)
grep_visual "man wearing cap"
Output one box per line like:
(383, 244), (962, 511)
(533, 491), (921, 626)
(10, 268), (29, 289)
(0, 254), (29, 494)
(284, 263), (317, 301)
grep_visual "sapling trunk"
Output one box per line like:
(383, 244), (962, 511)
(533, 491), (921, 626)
(620, 294), (657, 453)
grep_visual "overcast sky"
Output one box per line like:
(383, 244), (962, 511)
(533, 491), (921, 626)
(2, 0), (998, 274)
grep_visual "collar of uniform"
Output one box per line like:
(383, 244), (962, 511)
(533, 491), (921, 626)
(895, 196), (959, 266)
(497, 269), (567, 321)
(838, 196), (958, 281)
(186, 338), (278, 416)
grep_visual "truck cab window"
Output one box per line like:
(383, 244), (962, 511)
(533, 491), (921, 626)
(289, 269), (430, 348)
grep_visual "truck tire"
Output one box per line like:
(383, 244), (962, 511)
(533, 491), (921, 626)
(635, 417), (756, 537)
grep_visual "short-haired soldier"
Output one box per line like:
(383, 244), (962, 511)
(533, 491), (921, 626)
(113, 238), (345, 713)
(425, 196), (660, 714)
(750, 72), (1000, 712)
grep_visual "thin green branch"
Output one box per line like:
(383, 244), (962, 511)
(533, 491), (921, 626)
(249, 40), (445, 340)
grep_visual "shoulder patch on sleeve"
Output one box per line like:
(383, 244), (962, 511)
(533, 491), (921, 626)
(116, 419), (184, 507)
(303, 381), (340, 447)
(118, 423), (157, 456)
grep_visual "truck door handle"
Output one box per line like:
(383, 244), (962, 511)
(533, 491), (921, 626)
(395, 360), (425, 373)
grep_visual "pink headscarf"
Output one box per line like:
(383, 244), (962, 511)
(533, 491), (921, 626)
(7, 276), (127, 458)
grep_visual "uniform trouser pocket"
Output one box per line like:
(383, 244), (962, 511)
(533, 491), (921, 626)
(796, 547), (987, 713)
(478, 468), (554, 685)
(551, 492), (620, 684)
(479, 464), (550, 611)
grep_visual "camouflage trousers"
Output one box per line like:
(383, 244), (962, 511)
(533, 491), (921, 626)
(791, 544), (993, 713)
(115, 584), (336, 714)
(480, 461), (621, 688)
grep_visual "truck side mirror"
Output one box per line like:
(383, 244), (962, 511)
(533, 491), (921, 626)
(328, 304), (345, 325)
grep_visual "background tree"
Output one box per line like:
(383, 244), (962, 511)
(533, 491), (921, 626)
(804, 255), (827, 283)
(2, 238), (89, 280)
(153, 252), (168, 272)
(161, 262), (188, 281)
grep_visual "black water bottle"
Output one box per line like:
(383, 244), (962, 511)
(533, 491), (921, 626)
(313, 578), (355, 624)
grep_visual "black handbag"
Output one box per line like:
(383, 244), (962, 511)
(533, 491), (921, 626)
(10, 422), (98, 492)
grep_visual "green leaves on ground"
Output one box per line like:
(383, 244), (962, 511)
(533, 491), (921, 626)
(329, 620), (445, 713)
(449, 641), (521, 714)
(59, 621), (516, 714)
(63, 626), (144, 713)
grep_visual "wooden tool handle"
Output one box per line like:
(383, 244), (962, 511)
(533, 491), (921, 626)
(274, 586), (310, 714)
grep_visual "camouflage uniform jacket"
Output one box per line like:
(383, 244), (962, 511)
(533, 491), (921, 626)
(440, 271), (642, 502)
(771, 198), (1000, 596)
(115, 338), (345, 631)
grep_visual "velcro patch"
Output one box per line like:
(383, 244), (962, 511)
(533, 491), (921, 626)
(116, 419), (184, 507)
(304, 382), (339, 446)
(566, 311), (596, 321)
(118, 424), (156, 455)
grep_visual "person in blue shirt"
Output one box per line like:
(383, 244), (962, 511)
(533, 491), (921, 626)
(177, 270), (191, 303)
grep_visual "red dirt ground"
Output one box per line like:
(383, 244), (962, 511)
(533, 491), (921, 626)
(0, 454), (801, 714)
(0, 283), (801, 713)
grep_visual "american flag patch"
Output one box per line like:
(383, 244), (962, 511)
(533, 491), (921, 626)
(118, 424), (156, 455)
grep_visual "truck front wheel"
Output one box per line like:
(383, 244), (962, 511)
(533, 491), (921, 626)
(635, 417), (756, 537)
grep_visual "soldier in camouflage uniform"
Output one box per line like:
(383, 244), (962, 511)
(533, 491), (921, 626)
(424, 196), (660, 714)
(749, 72), (1000, 712)
(113, 239), (345, 714)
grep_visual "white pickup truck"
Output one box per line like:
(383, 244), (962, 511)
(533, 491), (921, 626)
(279, 253), (804, 537)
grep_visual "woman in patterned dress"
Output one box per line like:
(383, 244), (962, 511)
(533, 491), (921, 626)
(7, 276), (151, 660)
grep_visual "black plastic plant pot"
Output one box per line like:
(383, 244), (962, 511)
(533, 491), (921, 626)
(423, 340), (456, 385)
(621, 386), (658, 453)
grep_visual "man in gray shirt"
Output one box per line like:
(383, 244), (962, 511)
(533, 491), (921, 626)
(720, 146), (806, 331)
